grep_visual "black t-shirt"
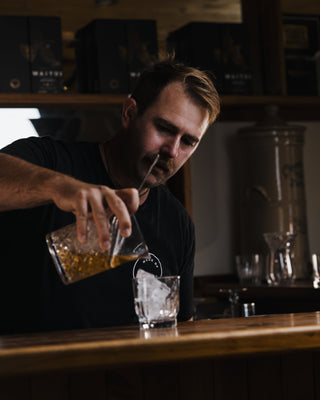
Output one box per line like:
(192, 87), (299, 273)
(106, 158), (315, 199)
(0, 136), (195, 334)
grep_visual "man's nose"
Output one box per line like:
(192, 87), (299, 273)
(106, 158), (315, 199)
(162, 136), (180, 158)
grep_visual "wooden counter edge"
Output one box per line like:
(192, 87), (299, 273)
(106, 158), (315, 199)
(1, 312), (320, 376)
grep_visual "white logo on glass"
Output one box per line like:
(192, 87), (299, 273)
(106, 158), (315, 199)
(132, 252), (163, 278)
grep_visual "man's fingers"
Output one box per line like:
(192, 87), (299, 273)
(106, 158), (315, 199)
(105, 194), (132, 238)
(84, 187), (111, 250)
(72, 186), (140, 250)
(115, 188), (139, 215)
(103, 188), (139, 238)
(75, 195), (89, 244)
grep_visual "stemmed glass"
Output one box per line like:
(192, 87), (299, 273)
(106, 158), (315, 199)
(263, 232), (297, 286)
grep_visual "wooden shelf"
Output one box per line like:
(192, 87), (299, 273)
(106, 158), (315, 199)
(0, 93), (128, 109)
(220, 95), (320, 121)
(221, 95), (320, 107)
(0, 93), (320, 121)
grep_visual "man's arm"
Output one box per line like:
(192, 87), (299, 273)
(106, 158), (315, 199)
(0, 153), (139, 250)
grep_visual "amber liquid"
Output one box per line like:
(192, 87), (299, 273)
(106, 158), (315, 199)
(56, 249), (140, 283)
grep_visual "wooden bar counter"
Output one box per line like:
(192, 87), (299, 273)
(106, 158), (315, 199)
(1, 312), (320, 399)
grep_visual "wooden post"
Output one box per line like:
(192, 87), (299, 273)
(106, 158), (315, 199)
(241, 0), (287, 95)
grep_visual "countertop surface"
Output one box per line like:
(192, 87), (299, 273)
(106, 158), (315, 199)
(1, 312), (320, 376)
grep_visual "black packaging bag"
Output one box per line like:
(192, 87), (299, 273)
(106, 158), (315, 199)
(167, 22), (253, 95)
(76, 19), (158, 94)
(0, 16), (31, 93)
(29, 16), (64, 93)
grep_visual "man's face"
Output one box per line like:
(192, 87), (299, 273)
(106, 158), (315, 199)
(122, 81), (209, 189)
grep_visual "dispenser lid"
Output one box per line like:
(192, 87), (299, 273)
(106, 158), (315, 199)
(238, 105), (305, 134)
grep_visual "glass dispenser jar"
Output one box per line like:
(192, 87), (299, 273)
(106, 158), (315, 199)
(237, 105), (310, 281)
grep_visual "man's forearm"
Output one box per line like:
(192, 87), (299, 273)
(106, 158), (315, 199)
(0, 153), (61, 211)
(0, 152), (140, 249)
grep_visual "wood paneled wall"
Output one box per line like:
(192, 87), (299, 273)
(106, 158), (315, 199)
(0, 350), (319, 400)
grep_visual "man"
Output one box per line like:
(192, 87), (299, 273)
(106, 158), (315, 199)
(0, 59), (220, 334)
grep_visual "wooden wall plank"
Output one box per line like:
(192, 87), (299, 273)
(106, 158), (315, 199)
(31, 373), (68, 400)
(68, 370), (107, 400)
(105, 366), (144, 400)
(142, 363), (180, 400)
(0, 376), (31, 400)
(247, 355), (283, 400)
(179, 359), (215, 400)
(214, 357), (248, 400)
(313, 351), (320, 400)
(282, 352), (315, 400)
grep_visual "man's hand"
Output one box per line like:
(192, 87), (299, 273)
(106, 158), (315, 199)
(51, 178), (140, 251)
(52, 177), (139, 250)
(0, 153), (140, 251)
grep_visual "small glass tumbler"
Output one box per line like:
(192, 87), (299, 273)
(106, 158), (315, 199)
(312, 254), (320, 289)
(235, 254), (263, 286)
(132, 270), (180, 330)
(46, 215), (149, 285)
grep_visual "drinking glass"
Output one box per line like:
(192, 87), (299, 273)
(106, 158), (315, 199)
(235, 254), (263, 286)
(132, 269), (180, 329)
(46, 215), (149, 285)
(263, 231), (297, 285)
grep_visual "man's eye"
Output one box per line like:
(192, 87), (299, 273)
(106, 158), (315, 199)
(182, 137), (196, 147)
(156, 124), (170, 133)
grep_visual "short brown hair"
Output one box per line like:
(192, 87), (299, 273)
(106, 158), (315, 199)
(130, 58), (220, 125)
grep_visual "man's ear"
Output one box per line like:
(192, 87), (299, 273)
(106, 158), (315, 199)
(122, 97), (137, 128)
